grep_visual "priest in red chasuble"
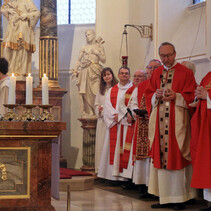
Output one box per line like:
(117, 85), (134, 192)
(190, 72), (211, 211)
(145, 42), (197, 210)
(130, 59), (161, 197)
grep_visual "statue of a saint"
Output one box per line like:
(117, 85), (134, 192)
(73, 29), (106, 117)
(0, 0), (40, 77)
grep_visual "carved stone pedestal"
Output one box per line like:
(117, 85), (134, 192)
(0, 121), (66, 211)
(78, 118), (97, 173)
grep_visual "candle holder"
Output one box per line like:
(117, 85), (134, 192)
(21, 105), (37, 121)
(39, 105), (54, 121)
(3, 104), (19, 121)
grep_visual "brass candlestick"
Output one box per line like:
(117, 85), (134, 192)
(39, 104), (54, 121)
(3, 104), (19, 121)
(21, 105), (37, 121)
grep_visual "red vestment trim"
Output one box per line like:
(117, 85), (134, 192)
(124, 85), (136, 105)
(119, 85), (136, 169)
(109, 84), (119, 165)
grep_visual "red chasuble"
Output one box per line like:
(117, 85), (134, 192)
(120, 85), (136, 170)
(191, 72), (211, 188)
(109, 84), (119, 164)
(145, 63), (196, 170)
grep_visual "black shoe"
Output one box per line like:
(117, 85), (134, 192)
(138, 184), (148, 194)
(151, 203), (171, 209)
(139, 192), (159, 201)
(109, 181), (121, 186)
(139, 192), (151, 199)
(150, 195), (159, 200)
(172, 203), (186, 210)
(121, 182), (134, 190)
(199, 206), (211, 211)
(185, 198), (196, 205)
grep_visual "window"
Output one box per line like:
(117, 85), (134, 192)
(193, 0), (205, 4)
(57, 0), (96, 25)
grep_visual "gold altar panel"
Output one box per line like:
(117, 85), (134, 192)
(0, 147), (30, 199)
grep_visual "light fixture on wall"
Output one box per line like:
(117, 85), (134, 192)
(125, 24), (153, 40)
(119, 23), (153, 66)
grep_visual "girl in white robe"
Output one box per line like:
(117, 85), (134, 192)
(94, 67), (117, 173)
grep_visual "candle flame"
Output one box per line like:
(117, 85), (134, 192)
(28, 73), (31, 77)
(12, 73), (14, 77)
(44, 73), (46, 77)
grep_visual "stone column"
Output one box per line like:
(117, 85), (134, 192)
(38, 0), (67, 163)
(78, 118), (97, 173)
(40, 0), (59, 88)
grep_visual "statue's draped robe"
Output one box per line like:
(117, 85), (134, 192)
(1, 0), (40, 76)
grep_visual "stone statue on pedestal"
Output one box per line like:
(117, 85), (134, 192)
(0, 0), (40, 77)
(72, 29), (106, 118)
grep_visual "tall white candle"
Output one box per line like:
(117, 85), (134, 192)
(42, 74), (49, 105)
(8, 73), (16, 104)
(26, 73), (33, 104)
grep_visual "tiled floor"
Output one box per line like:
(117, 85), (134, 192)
(52, 181), (207, 211)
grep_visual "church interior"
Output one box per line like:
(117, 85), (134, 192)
(0, 0), (211, 210)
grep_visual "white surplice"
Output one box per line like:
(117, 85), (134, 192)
(117, 86), (136, 179)
(97, 81), (133, 180)
(94, 88), (109, 173)
(148, 162), (197, 204)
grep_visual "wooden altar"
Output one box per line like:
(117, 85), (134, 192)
(0, 121), (66, 211)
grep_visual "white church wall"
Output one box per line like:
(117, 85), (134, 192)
(155, 0), (211, 82)
(96, 0), (130, 75)
(127, 0), (155, 71)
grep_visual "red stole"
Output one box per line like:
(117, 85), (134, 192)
(109, 84), (119, 165)
(120, 85), (136, 170)
(145, 64), (196, 170)
(133, 80), (150, 162)
(191, 72), (211, 188)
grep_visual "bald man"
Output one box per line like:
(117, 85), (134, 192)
(133, 69), (147, 86)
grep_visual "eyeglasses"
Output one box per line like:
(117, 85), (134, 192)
(159, 51), (175, 59)
(133, 75), (146, 78)
(119, 72), (130, 75)
(146, 66), (160, 70)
